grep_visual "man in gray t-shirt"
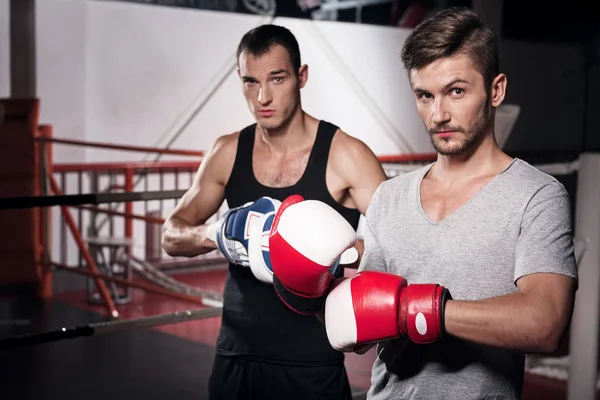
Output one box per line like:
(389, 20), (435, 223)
(347, 159), (577, 399)
(321, 7), (578, 400)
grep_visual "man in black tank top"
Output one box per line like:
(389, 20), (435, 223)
(162, 24), (387, 400)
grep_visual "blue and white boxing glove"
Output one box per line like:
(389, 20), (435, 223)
(208, 197), (281, 267)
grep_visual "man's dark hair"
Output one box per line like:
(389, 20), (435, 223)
(401, 7), (499, 91)
(236, 24), (301, 74)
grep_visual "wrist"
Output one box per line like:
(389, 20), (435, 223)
(197, 223), (217, 250)
(439, 287), (452, 337)
(400, 283), (451, 344)
(204, 222), (217, 244)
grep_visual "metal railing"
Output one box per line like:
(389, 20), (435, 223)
(51, 160), (227, 270)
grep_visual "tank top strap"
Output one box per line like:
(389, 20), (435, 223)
(301, 120), (361, 231)
(233, 123), (256, 174)
(225, 123), (257, 208)
(302, 120), (338, 183)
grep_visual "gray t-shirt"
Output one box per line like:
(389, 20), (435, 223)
(358, 158), (578, 400)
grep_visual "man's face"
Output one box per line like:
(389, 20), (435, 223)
(238, 45), (307, 131)
(409, 54), (498, 156)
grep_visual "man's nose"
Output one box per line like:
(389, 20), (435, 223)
(257, 86), (272, 106)
(432, 98), (450, 125)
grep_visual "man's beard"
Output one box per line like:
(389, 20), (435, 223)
(428, 102), (491, 156)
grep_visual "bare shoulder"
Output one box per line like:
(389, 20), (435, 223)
(210, 131), (240, 159)
(201, 131), (240, 185)
(329, 128), (387, 214)
(330, 129), (385, 176)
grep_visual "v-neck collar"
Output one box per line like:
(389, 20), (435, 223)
(415, 158), (519, 226)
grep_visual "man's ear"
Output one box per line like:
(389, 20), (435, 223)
(298, 64), (309, 89)
(490, 73), (507, 107)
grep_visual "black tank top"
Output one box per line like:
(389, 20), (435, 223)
(216, 120), (361, 365)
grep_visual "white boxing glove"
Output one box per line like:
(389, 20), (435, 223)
(269, 194), (357, 313)
(248, 209), (360, 285)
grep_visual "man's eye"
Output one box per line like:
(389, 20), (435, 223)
(273, 77), (283, 83)
(451, 88), (464, 95)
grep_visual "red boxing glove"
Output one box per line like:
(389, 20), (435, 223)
(325, 271), (451, 351)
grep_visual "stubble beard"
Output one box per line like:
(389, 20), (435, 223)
(429, 102), (491, 157)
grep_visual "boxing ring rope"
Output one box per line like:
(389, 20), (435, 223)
(0, 188), (188, 209)
(0, 306), (223, 350)
(52, 160), (203, 173)
(36, 136), (205, 157)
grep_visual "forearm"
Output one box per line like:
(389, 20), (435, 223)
(161, 217), (216, 257)
(444, 293), (564, 353)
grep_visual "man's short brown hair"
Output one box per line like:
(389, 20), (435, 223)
(401, 7), (499, 91)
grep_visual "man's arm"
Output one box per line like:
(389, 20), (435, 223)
(441, 182), (578, 353)
(161, 134), (237, 257)
(336, 134), (387, 215)
(331, 132), (387, 269)
(444, 273), (576, 353)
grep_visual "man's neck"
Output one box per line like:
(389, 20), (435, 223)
(431, 133), (509, 184)
(257, 109), (316, 154)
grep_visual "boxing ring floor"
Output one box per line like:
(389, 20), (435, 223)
(0, 263), (375, 400)
(0, 262), (591, 400)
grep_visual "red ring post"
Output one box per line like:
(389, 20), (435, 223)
(48, 175), (119, 318)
